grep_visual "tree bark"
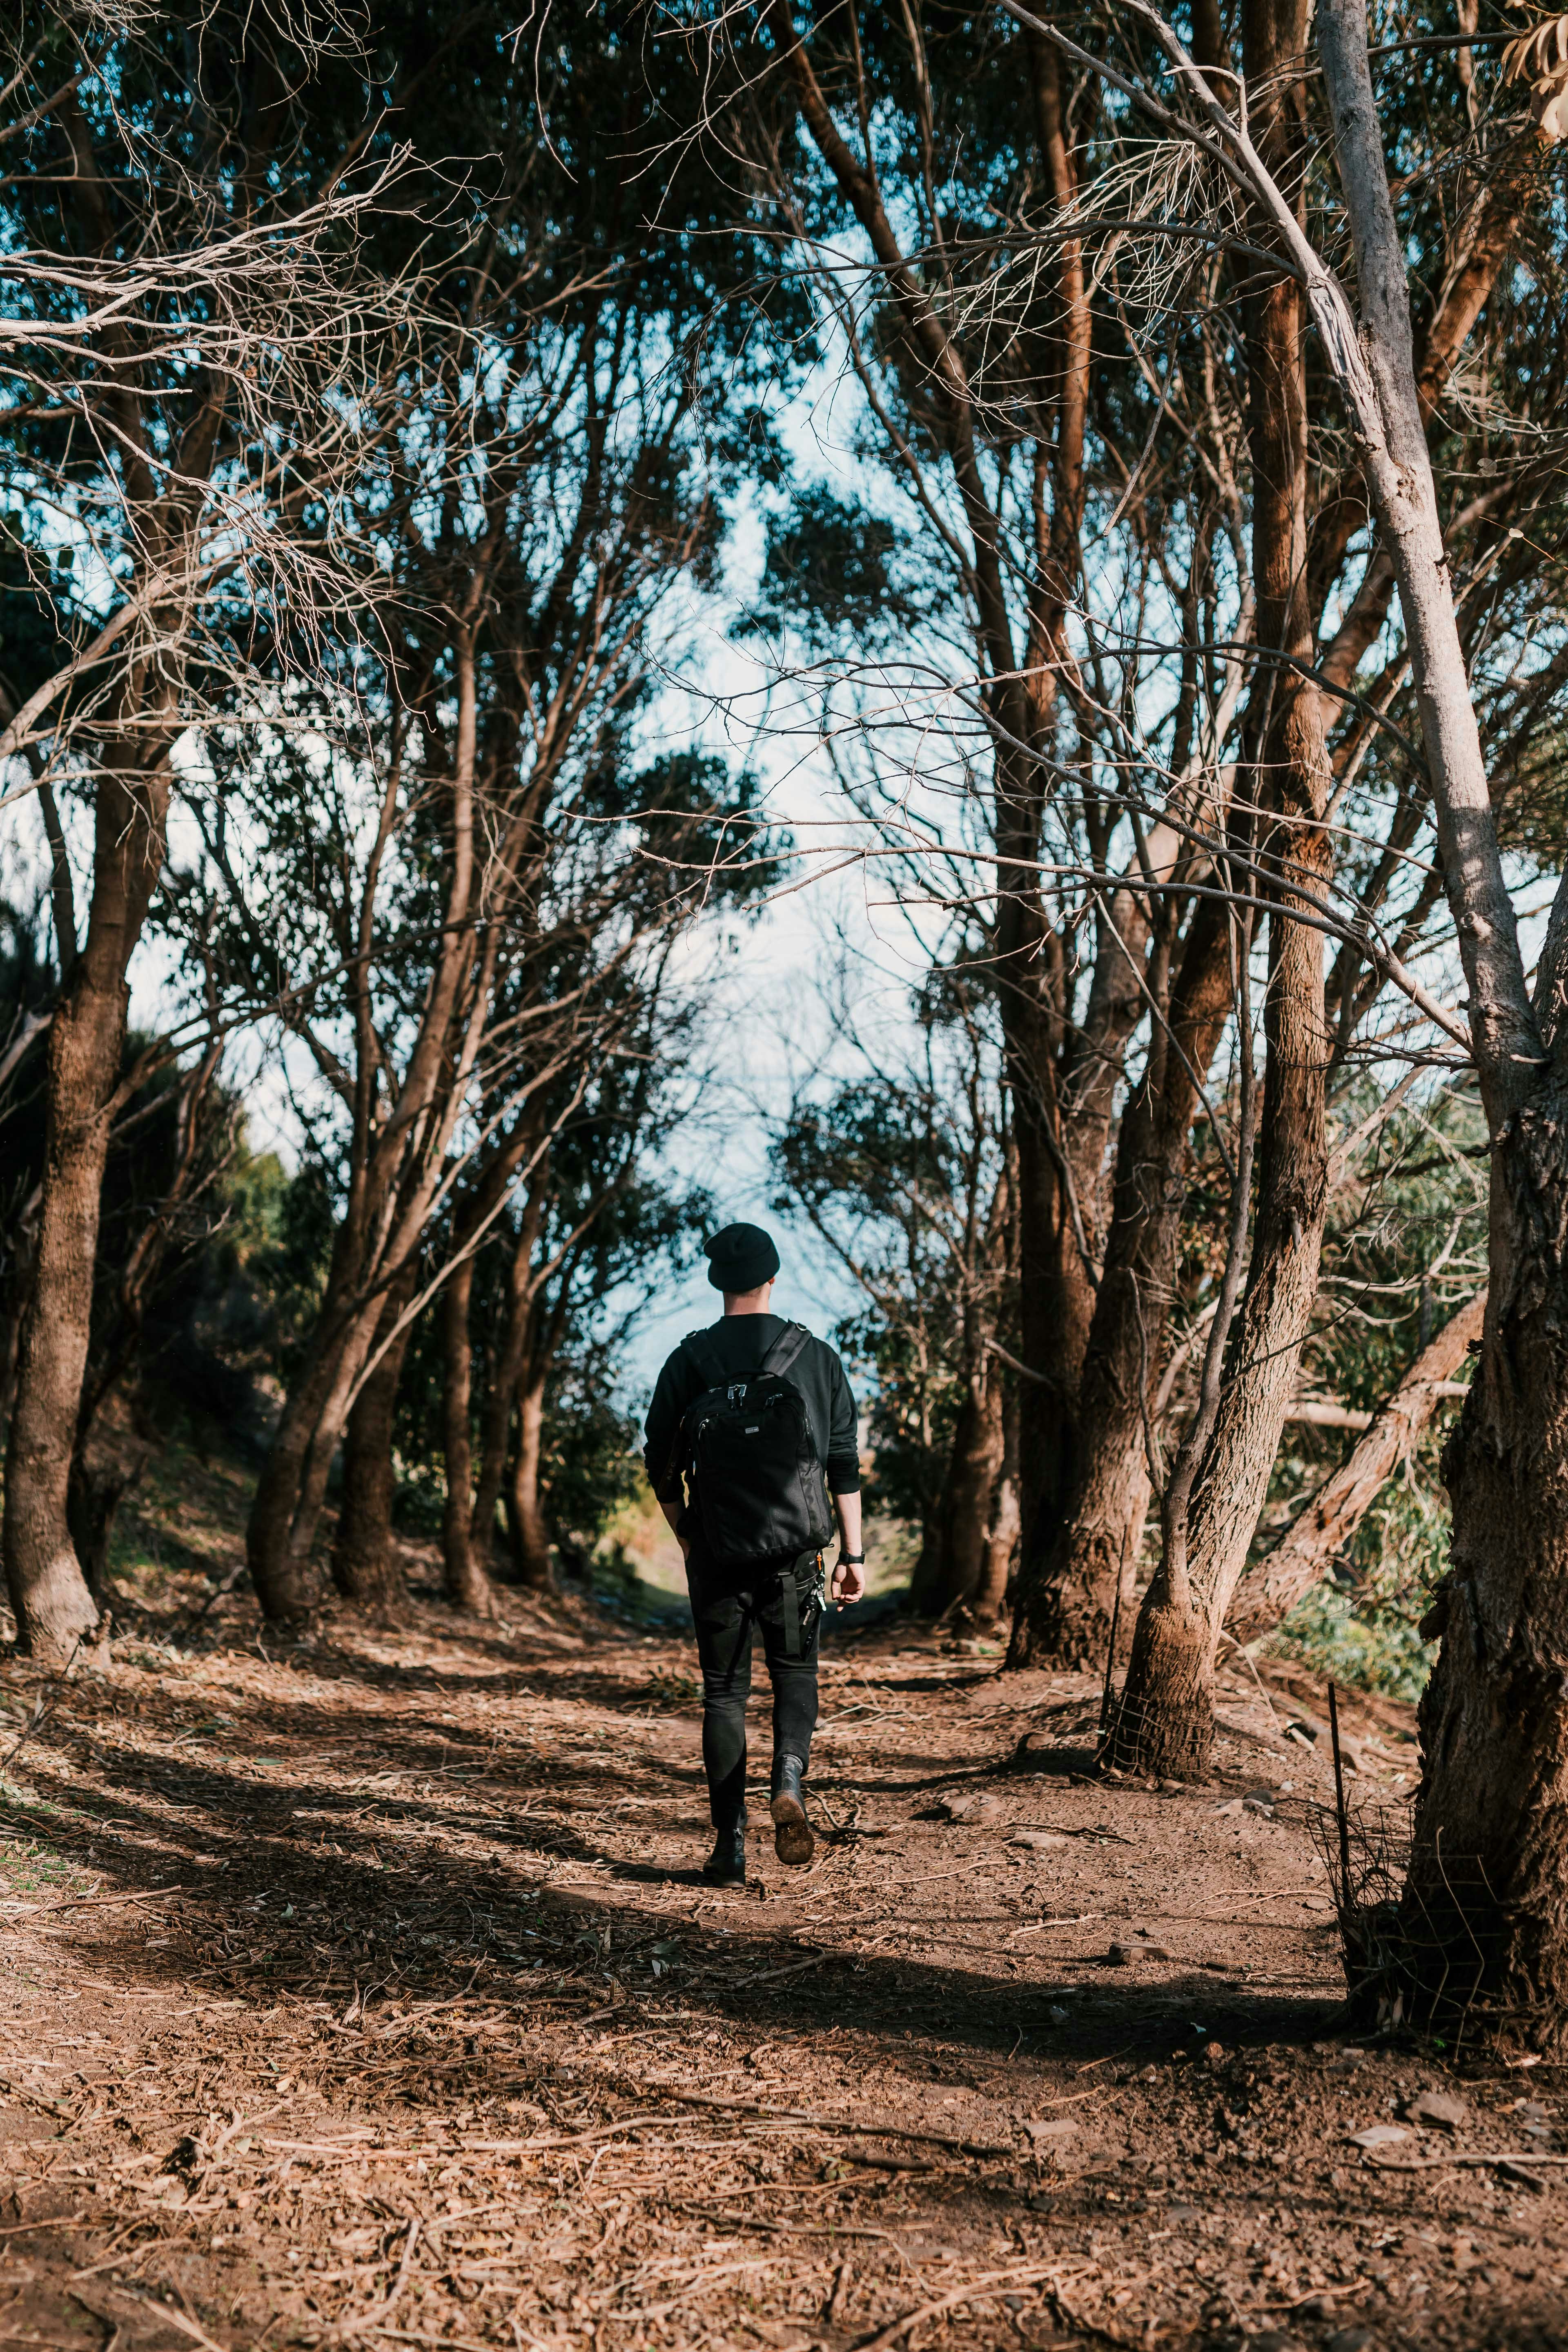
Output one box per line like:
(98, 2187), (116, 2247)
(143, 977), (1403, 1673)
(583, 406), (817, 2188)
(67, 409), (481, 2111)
(1110, 0), (1333, 1776)
(0, 1188), (39, 1457)
(974, 1376), (1021, 1624)
(245, 1237), (361, 1621)
(766, 5), (1111, 1587)
(506, 1366), (553, 1592)
(3, 736), (171, 1659)
(331, 1272), (416, 1617)
(441, 1252), (497, 1616)
(1411, 1110), (1568, 2027)
(469, 1381), (513, 1584)
(1307, 0), (1568, 2029)
(910, 1370), (1007, 1619)
(1008, 28), (1100, 1575)
(469, 1193), (545, 1579)
(1008, 896), (1234, 1664)
(66, 1401), (148, 1603)
(1227, 1288), (1485, 1644)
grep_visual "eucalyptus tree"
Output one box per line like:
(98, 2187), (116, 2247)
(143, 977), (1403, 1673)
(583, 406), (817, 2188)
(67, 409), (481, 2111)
(177, 11), (782, 1623)
(0, 0), (416, 1657)
(673, 0), (1223, 1604)
(974, 0), (1568, 1787)
(671, 2), (1568, 1722)
(977, 0), (1568, 2020)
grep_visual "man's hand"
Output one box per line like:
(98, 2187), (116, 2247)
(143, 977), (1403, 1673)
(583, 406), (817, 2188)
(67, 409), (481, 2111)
(831, 1553), (866, 1605)
(658, 1495), (690, 1564)
(831, 1492), (864, 1603)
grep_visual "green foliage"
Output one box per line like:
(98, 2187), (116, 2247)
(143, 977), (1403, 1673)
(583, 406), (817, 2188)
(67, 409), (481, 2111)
(222, 1149), (290, 1262)
(1251, 1080), (1486, 1696)
(537, 1359), (645, 1566)
(833, 1300), (960, 1538)
(627, 750), (788, 916)
(739, 483), (940, 651)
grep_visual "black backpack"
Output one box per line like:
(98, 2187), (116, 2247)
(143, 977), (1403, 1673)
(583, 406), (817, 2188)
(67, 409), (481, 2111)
(677, 1323), (835, 1568)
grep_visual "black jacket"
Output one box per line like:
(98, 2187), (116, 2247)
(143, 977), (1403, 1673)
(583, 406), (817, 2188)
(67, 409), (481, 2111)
(644, 1314), (860, 1512)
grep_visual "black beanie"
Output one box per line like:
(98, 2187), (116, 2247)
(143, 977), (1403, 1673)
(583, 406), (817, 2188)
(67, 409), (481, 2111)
(704, 1221), (780, 1293)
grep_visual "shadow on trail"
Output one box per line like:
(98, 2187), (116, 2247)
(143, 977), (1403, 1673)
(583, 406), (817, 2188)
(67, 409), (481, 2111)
(1, 1646), (1345, 2090)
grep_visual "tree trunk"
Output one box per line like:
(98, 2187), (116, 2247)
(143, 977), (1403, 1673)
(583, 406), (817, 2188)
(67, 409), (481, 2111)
(906, 1507), (944, 1615)
(1409, 1129), (1568, 2027)
(911, 1371), (1007, 1619)
(1227, 1289), (1485, 1644)
(57, 1040), (227, 1610)
(1303, 0), (1568, 2027)
(0, 1182), (42, 1459)
(470, 1213), (543, 1580)
(246, 1268), (356, 1621)
(1013, 1107), (1094, 1569)
(469, 1393), (511, 1583)
(64, 1457), (126, 1604)
(974, 1378), (1021, 1625)
(3, 739), (171, 1659)
(506, 1368), (553, 1592)
(1008, 896), (1234, 1665)
(1111, 0), (1332, 1775)
(1111, 1594), (1216, 1780)
(441, 1253), (496, 1615)
(1116, 825), (1330, 1774)
(65, 1382), (153, 1604)
(331, 1273), (417, 1617)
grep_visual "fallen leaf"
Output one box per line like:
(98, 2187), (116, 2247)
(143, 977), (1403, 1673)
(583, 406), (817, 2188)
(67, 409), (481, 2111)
(1406, 2089), (1468, 2131)
(935, 1793), (1002, 1825)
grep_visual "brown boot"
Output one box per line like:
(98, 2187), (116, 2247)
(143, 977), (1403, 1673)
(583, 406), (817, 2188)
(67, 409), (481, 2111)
(770, 1753), (814, 1866)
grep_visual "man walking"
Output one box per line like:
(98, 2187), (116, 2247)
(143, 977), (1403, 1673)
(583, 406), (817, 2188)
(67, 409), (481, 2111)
(644, 1222), (865, 1884)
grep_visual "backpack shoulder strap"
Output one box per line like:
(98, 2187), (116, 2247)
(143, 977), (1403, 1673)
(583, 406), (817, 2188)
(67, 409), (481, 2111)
(760, 1321), (812, 1380)
(680, 1330), (728, 1390)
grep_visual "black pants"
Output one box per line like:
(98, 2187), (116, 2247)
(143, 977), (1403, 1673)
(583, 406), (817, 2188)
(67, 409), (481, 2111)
(686, 1550), (820, 1829)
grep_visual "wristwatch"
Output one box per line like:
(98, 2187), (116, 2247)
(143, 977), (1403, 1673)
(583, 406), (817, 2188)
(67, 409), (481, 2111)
(839, 1552), (865, 1565)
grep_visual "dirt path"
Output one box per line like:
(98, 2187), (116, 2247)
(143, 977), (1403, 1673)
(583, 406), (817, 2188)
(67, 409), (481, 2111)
(1, 1548), (1565, 2351)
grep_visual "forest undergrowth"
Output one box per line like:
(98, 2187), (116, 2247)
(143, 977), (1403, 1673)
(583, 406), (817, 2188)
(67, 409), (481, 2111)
(0, 1455), (1564, 2352)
